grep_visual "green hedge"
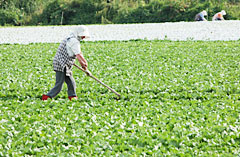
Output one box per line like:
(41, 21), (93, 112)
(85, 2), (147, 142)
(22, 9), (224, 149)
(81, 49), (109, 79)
(36, 0), (240, 25)
(0, 0), (239, 26)
(0, 8), (25, 26)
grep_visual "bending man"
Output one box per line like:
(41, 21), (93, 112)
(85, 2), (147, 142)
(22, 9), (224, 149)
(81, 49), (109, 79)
(42, 25), (91, 101)
(195, 10), (208, 21)
(212, 10), (226, 21)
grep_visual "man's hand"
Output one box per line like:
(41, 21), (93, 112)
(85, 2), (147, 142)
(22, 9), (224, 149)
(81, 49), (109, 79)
(80, 62), (88, 70)
(85, 69), (92, 76)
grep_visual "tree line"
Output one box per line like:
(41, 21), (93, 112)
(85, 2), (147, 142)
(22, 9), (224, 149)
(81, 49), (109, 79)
(0, 0), (239, 26)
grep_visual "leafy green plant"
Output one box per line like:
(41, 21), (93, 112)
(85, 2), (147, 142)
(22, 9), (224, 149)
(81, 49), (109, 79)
(0, 40), (240, 155)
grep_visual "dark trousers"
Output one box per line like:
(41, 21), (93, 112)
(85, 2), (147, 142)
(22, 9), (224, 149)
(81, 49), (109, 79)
(47, 69), (76, 98)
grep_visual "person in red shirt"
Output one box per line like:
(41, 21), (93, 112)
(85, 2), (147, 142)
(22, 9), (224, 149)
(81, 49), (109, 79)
(212, 10), (226, 21)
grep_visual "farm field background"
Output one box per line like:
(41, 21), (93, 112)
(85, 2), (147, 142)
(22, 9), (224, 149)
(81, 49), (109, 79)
(1, 40), (240, 155)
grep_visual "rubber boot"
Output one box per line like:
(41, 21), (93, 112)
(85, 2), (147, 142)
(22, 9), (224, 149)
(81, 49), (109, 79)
(42, 94), (51, 100)
(68, 96), (78, 100)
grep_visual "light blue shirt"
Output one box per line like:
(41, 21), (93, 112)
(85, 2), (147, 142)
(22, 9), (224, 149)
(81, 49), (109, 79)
(66, 38), (81, 57)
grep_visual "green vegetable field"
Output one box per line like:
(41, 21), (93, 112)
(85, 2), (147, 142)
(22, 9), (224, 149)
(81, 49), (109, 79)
(1, 40), (240, 156)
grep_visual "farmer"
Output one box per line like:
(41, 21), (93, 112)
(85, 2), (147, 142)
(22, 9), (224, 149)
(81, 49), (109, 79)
(42, 25), (91, 101)
(212, 10), (226, 21)
(195, 10), (208, 21)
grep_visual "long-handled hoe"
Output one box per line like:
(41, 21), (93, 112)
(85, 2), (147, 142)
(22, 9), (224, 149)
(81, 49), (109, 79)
(73, 64), (121, 98)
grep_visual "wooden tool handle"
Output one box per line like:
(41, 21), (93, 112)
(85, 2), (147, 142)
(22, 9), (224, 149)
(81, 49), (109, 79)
(73, 64), (121, 97)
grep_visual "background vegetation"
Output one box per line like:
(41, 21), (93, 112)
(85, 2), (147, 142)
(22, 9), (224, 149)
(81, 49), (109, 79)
(0, 0), (240, 25)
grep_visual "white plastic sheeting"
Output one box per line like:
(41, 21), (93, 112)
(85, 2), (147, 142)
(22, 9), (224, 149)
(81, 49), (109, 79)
(0, 21), (239, 44)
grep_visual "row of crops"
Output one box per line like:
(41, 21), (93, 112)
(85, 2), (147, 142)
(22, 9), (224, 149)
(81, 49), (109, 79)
(0, 40), (240, 155)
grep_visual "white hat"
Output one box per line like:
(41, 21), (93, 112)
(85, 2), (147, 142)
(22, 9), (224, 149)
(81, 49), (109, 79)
(221, 10), (226, 15)
(202, 10), (207, 16)
(73, 25), (90, 38)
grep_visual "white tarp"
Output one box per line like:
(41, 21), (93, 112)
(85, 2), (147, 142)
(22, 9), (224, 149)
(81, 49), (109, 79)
(0, 21), (239, 44)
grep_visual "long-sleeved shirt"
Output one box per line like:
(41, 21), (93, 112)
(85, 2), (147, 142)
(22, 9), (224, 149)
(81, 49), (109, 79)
(66, 37), (81, 57)
(195, 12), (206, 21)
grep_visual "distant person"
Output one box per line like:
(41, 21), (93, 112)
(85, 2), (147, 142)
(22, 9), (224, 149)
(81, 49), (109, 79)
(212, 10), (226, 21)
(195, 10), (208, 21)
(42, 25), (91, 101)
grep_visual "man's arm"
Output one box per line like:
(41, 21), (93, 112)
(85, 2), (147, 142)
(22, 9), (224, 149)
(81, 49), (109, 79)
(76, 53), (88, 70)
(68, 38), (91, 75)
